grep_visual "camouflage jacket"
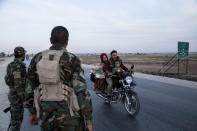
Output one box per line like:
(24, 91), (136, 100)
(5, 58), (26, 103)
(25, 45), (93, 125)
(109, 56), (128, 72)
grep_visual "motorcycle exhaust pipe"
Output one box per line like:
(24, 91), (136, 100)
(97, 93), (118, 103)
(97, 93), (108, 100)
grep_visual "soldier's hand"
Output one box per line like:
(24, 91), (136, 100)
(86, 124), (93, 131)
(23, 101), (28, 108)
(23, 100), (33, 108)
(29, 114), (38, 125)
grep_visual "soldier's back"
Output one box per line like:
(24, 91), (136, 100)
(28, 48), (87, 130)
(5, 59), (26, 87)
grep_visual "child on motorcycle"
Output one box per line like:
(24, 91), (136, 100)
(112, 60), (124, 75)
(112, 60), (124, 88)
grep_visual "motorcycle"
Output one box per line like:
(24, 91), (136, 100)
(90, 65), (140, 116)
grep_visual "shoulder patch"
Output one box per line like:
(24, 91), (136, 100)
(13, 71), (21, 79)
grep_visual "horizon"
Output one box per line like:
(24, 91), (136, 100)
(2, 51), (197, 55)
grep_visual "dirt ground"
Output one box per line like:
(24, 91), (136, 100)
(78, 53), (197, 81)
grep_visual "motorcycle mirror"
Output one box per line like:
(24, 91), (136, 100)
(131, 64), (134, 69)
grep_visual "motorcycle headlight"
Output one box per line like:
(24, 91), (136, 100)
(125, 76), (132, 84)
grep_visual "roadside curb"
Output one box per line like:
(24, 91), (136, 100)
(134, 72), (197, 89)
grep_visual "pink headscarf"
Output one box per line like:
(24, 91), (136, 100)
(100, 53), (109, 72)
(100, 53), (108, 63)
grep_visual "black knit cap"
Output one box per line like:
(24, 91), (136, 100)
(14, 46), (26, 57)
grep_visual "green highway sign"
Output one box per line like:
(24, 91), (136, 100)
(178, 42), (189, 58)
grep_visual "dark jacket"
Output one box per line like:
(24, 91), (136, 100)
(109, 56), (128, 72)
(102, 61), (110, 72)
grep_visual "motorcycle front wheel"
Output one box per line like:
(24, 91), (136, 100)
(124, 93), (140, 116)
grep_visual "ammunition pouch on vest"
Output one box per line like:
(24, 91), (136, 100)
(34, 50), (80, 118)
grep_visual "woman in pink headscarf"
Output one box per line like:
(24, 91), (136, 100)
(93, 53), (113, 93)
(100, 53), (110, 72)
(100, 53), (113, 96)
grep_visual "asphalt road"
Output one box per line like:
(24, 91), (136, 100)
(21, 60), (197, 131)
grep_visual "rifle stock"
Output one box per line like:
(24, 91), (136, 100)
(3, 106), (11, 113)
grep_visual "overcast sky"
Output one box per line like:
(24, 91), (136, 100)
(0, 0), (197, 54)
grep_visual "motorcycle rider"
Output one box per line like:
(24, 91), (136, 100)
(107, 50), (128, 99)
(109, 50), (128, 72)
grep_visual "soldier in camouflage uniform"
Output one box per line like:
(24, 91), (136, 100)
(5, 46), (26, 131)
(25, 26), (93, 131)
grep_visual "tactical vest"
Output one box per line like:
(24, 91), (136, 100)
(34, 50), (80, 118)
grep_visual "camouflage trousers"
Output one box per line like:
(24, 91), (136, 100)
(8, 95), (24, 131)
(40, 101), (85, 131)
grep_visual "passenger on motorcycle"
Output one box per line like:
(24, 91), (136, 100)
(100, 53), (113, 95)
(100, 53), (109, 72)
(112, 60), (124, 75)
(92, 53), (112, 93)
(112, 60), (124, 89)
